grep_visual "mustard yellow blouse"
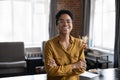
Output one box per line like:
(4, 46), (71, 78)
(44, 35), (86, 80)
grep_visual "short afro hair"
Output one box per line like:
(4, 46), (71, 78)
(56, 9), (73, 25)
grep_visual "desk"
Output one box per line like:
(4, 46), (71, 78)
(80, 68), (120, 80)
(0, 68), (119, 80)
(86, 52), (112, 68)
(0, 74), (47, 80)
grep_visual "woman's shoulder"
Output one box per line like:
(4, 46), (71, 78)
(71, 36), (82, 43)
(71, 36), (84, 48)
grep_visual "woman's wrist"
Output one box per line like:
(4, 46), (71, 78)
(72, 64), (76, 69)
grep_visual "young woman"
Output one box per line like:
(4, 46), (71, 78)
(44, 9), (86, 80)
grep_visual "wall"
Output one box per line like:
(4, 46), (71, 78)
(57, 0), (84, 37)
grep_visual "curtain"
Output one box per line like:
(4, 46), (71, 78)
(49, 0), (58, 38)
(83, 0), (91, 37)
(114, 0), (120, 68)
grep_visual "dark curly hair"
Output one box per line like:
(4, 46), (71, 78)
(56, 9), (73, 25)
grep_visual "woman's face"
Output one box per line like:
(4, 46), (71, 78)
(57, 14), (73, 35)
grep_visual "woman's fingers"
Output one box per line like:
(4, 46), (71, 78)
(48, 59), (57, 67)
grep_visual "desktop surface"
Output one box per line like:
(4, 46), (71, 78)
(0, 74), (46, 80)
(80, 68), (120, 80)
(0, 68), (120, 80)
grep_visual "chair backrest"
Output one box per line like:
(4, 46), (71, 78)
(25, 47), (41, 58)
(42, 41), (46, 53)
(0, 42), (25, 62)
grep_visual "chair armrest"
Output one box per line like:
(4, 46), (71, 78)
(0, 61), (27, 68)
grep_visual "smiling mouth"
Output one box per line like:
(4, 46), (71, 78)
(63, 27), (68, 30)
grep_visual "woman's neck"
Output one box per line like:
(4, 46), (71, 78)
(59, 34), (70, 42)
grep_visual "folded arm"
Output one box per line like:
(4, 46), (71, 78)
(47, 59), (86, 76)
(44, 41), (86, 76)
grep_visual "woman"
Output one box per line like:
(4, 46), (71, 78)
(44, 9), (86, 80)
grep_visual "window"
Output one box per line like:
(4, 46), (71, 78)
(89, 0), (115, 52)
(0, 0), (50, 47)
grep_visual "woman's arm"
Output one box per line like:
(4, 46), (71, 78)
(44, 42), (73, 76)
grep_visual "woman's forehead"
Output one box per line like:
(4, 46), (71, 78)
(59, 14), (72, 20)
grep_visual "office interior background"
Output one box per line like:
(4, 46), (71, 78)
(0, 0), (119, 77)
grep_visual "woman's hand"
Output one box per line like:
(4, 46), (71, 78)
(83, 43), (88, 49)
(48, 59), (57, 67)
(72, 60), (87, 69)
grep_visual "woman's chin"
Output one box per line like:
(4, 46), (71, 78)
(60, 30), (70, 35)
(61, 32), (70, 35)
